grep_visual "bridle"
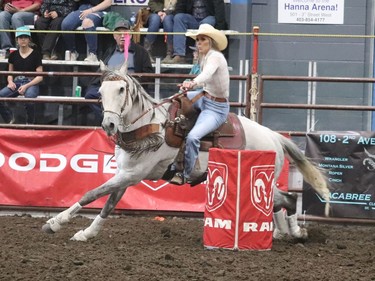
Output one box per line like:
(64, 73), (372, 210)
(101, 71), (188, 131)
(101, 73), (130, 121)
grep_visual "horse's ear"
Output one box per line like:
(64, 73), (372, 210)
(119, 60), (128, 75)
(99, 60), (107, 72)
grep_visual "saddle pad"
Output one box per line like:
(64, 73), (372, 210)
(200, 113), (246, 151)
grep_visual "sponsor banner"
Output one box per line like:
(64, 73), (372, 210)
(203, 149), (275, 250)
(0, 129), (204, 212)
(278, 0), (344, 25)
(303, 131), (375, 219)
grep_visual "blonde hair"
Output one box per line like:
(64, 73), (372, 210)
(206, 36), (220, 51)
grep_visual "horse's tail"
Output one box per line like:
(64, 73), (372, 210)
(277, 133), (330, 217)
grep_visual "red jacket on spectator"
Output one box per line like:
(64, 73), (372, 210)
(4, 0), (42, 11)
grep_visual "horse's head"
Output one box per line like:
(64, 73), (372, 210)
(99, 61), (133, 136)
(99, 61), (158, 137)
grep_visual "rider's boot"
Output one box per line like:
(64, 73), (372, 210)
(169, 172), (187, 185)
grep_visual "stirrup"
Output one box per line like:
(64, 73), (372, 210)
(189, 171), (208, 187)
(169, 172), (186, 185)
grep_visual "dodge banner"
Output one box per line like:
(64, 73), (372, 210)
(0, 128), (289, 212)
(303, 131), (375, 219)
(0, 128), (205, 212)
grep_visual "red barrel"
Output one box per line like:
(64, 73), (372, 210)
(203, 149), (276, 250)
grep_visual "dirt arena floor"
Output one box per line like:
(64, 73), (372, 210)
(0, 214), (374, 281)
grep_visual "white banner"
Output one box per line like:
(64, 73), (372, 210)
(278, 0), (344, 24)
(112, 0), (148, 5)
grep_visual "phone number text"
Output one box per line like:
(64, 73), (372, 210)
(296, 18), (325, 23)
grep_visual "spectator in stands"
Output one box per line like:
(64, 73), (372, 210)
(0, 26), (43, 124)
(34, 0), (78, 60)
(179, 45), (201, 92)
(84, 20), (153, 124)
(0, 0), (42, 51)
(162, 0), (227, 64)
(143, 0), (176, 63)
(189, 45), (200, 75)
(61, 0), (112, 62)
(182, 45), (202, 94)
(169, 24), (229, 185)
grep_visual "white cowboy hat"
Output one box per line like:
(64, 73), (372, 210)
(186, 24), (228, 51)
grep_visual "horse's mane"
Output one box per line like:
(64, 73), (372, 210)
(101, 69), (159, 108)
(116, 133), (163, 159)
(102, 69), (165, 158)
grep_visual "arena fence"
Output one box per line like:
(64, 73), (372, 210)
(247, 27), (375, 224)
(255, 74), (375, 225)
(0, 70), (250, 130)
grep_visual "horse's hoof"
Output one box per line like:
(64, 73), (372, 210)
(299, 228), (309, 240)
(273, 228), (288, 240)
(42, 223), (55, 234)
(70, 230), (88, 242)
(292, 228), (308, 242)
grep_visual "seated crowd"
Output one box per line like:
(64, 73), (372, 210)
(0, 0), (228, 62)
(0, 0), (229, 124)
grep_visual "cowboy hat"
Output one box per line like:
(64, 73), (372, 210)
(186, 24), (227, 51)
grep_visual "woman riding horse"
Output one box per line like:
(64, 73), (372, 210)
(170, 24), (230, 185)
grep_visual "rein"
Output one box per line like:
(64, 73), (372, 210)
(127, 91), (187, 126)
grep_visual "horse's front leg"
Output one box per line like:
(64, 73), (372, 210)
(42, 202), (83, 234)
(42, 173), (129, 235)
(70, 188), (126, 241)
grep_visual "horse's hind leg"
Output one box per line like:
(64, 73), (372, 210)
(285, 212), (308, 239)
(273, 209), (289, 239)
(70, 189), (126, 241)
(273, 189), (308, 240)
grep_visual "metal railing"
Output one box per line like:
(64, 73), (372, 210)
(0, 70), (250, 129)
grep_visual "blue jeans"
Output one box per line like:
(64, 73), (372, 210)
(61, 4), (105, 54)
(84, 85), (102, 124)
(0, 77), (39, 123)
(173, 14), (215, 56)
(145, 14), (174, 45)
(0, 11), (35, 49)
(183, 91), (229, 178)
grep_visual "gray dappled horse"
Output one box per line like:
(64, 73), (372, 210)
(42, 62), (330, 241)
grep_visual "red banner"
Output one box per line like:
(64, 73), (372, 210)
(0, 129), (205, 212)
(0, 129), (289, 213)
